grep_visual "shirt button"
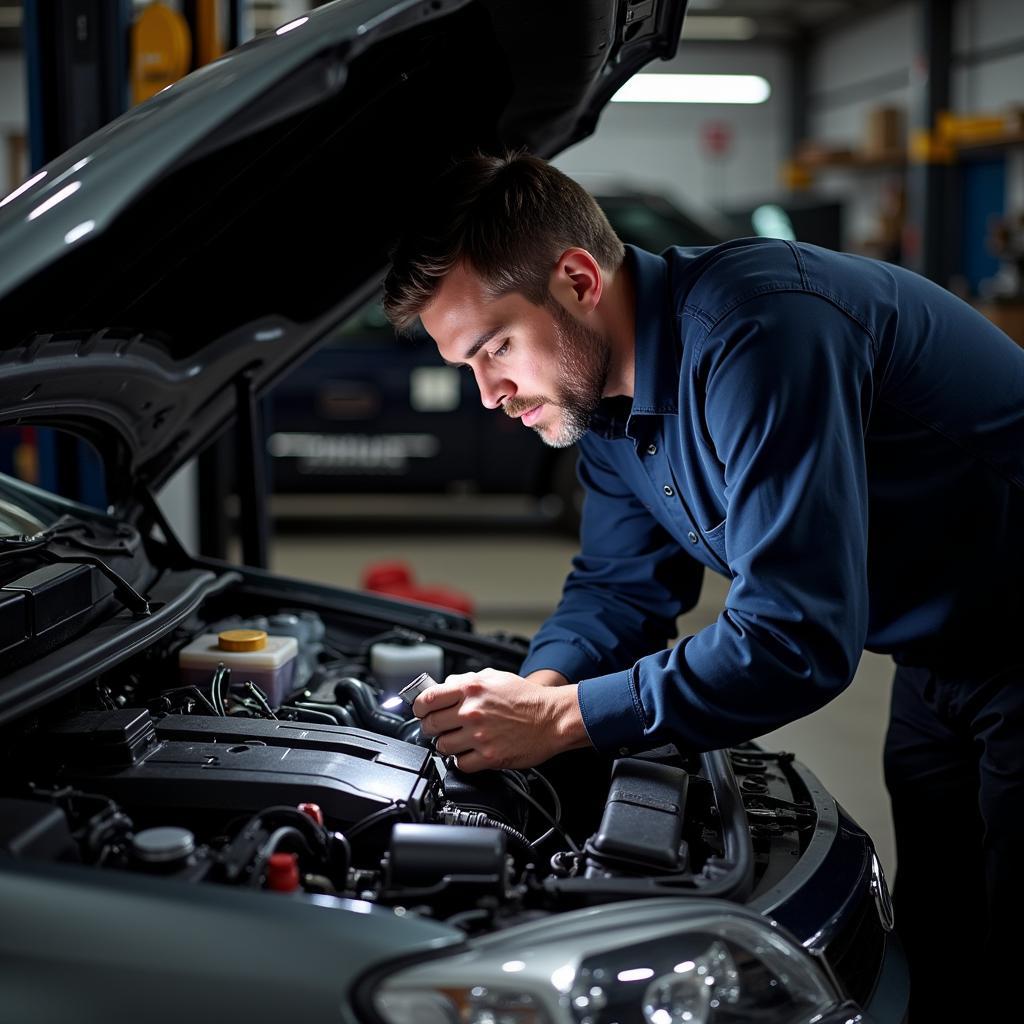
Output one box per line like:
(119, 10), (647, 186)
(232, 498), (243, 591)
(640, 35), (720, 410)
(663, 484), (674, 497)
(687, 530), (698, 544)
(647, 443), (657, 455)
(618, 747), (630, 756)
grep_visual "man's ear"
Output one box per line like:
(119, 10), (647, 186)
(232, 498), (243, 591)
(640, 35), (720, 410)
(550, 248), (603, 314)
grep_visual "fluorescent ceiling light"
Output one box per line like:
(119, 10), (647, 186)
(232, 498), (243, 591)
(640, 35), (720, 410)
(612, 74), (771, 105)
(683, 15), (758, 40)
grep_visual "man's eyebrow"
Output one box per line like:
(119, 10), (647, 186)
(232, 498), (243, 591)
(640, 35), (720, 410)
(442, 326), (505, 367)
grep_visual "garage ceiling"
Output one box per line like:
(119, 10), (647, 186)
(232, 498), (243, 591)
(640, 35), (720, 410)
(0, 0), (905, 53)
(683, 0), (903, 41)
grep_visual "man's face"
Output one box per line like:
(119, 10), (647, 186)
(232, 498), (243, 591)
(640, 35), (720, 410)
(420, 262), (610, 448)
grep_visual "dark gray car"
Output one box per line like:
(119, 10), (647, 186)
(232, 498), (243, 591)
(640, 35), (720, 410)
(0, 2), (908, 1021)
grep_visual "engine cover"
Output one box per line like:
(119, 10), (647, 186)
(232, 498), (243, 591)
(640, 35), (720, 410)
(42, 710), (431, 828)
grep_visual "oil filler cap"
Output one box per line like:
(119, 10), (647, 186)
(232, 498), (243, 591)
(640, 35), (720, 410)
(132, 826), (195, 866)
(218, 629), (268, 652)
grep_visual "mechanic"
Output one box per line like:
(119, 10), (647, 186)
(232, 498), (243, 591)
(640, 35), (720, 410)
(382, 151), (1024, 1018)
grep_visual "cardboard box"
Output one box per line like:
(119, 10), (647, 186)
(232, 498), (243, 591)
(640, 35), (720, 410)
(978, 302), (1024, 348)
(865, 107), (904, 157)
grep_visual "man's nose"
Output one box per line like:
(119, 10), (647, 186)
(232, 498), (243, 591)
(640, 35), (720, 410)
(475, 366), (513, 410)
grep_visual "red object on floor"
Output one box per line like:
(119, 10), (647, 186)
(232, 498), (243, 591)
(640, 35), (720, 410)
(362, 561), (475, 616)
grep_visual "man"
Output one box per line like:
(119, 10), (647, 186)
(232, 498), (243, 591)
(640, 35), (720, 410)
(382, 151), (1024, 1017)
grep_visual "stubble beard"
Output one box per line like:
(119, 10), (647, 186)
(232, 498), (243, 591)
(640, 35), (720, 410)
(503, 301), (612, 449)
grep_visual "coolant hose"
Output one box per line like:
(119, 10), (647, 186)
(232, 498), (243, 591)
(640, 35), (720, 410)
(333, 676), (406, 736)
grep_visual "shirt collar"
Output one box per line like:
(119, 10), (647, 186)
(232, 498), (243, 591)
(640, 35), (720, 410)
(588, 245), (681, 441)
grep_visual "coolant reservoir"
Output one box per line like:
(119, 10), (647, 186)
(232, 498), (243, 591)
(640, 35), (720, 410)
(179, 629), (298, 708)
(370, 641), (444, 692)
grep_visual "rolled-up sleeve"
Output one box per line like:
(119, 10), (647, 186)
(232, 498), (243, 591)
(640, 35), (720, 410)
(580, 291), (876, 753)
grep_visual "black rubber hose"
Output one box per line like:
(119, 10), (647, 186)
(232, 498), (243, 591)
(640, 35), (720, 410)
(333, 676), (406, 736)
(399, 719), (424, 744)
(249, 826), (313, 887)
(241, 805), (329, 857)
(281, 705), (341, 726)
(290, 701), (357, 728)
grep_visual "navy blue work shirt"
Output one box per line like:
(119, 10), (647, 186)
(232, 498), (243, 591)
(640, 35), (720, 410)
(520, 241), (1024, 755)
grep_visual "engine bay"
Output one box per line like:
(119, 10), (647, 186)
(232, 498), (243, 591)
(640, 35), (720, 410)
(0, 509), (817, 932)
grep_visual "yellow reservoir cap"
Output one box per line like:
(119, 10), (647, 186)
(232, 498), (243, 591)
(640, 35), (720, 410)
(218, 629), (268, 652)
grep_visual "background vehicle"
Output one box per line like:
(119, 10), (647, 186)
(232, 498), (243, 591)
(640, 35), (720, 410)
(268, 190), (729, 532)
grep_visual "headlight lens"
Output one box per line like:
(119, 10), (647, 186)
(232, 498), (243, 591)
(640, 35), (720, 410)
(369, 900), (841, 1024)
(372, 988), (547, 1024)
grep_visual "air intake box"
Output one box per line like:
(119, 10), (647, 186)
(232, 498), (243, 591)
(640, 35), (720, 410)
(590, 758), (688, 871)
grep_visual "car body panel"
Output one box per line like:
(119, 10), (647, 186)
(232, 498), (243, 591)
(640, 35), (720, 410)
(0, 858), (463, 1024)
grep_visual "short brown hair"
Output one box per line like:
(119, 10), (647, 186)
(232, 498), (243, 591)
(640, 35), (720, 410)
(383, 150), (625, 332)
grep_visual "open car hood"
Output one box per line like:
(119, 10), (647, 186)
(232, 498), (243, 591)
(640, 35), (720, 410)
(0, 0), (687, 504)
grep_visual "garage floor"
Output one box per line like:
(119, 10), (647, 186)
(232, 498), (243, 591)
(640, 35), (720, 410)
(271, 524), (897, 879)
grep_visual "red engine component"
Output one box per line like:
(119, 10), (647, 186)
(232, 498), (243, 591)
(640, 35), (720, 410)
(266, 852), (300, 892)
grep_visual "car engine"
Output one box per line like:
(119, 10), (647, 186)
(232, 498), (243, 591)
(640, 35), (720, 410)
(1, 577), (814, 932)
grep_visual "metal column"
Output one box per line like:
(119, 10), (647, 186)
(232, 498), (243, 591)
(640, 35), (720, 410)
(23, 0), (131, 171)
(22, 0), (132, 509)
(904, 0), (955, 285)
(195, 1), (269, 566)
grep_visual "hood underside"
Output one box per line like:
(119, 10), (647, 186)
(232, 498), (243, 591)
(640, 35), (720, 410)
(0, 0), (686, 503)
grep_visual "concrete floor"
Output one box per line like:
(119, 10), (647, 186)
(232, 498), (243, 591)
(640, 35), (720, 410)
(271, 526), (896, 879)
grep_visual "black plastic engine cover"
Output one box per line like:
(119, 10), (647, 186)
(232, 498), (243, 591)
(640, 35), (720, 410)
(153, 715), (427, 773)
(44, 708), (156, 767)
(46, 712), (431, 828)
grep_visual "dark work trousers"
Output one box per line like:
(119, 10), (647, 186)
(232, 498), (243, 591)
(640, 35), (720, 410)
(884, 659), (1024, 1021)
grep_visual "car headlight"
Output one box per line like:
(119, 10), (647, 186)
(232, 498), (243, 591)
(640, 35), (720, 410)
(368, 898), (842, 1024)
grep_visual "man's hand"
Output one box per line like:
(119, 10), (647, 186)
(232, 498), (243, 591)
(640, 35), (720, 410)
(413, 668), (591, 772)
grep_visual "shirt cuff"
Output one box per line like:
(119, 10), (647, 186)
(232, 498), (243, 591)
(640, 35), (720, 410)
(576, 667), (648, 754)
(520, 641), (603, 685)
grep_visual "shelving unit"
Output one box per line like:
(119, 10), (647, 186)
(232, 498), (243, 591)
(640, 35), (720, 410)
(793, 149), (906, 172)
(953, 132), (1024, 157)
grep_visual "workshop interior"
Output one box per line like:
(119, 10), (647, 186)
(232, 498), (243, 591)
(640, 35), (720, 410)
(0, 2), (1022, 1022)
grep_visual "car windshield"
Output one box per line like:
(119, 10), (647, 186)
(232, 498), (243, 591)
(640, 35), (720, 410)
(0, 493), (48, 540)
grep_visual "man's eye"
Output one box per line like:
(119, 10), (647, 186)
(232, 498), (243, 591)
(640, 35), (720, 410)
(493, 339), (510, 357)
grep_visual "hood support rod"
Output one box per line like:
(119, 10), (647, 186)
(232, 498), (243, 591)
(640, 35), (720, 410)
(235, 368), (269, 569)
